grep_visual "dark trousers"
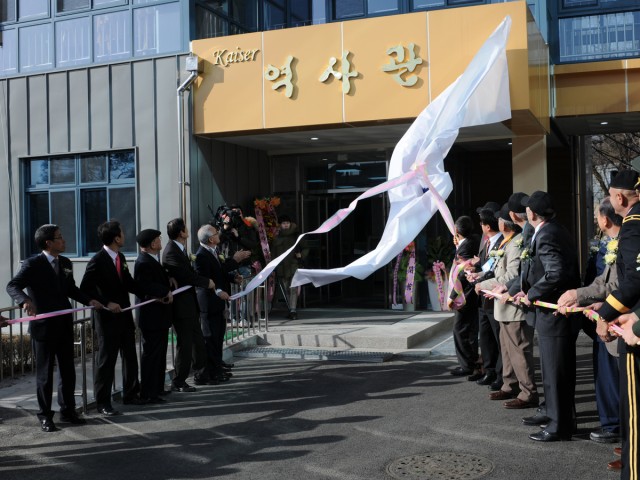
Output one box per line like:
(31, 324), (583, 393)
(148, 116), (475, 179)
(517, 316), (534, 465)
(537, 333), (576, 437)
(32, 330), (76, 421)
(478, 306), (502, 376)
(593, 338), (620, 432)
(203, 310), (226, 376)
(140, 328), (169, 400)
(619, 346), (640, 480)
(172, 314), (207, 384)
(94, 317), (140, 409)
(452, 305), (479, 371)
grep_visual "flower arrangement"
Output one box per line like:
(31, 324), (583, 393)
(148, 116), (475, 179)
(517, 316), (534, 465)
(604, 238), (618, 265)
(254, 196), (280, 241)
(425, 236), (455, 281)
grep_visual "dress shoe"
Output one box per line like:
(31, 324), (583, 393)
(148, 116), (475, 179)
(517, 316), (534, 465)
(476, 372), (497, 386)
(522, 414), (550, 426)
(123, 397), (148, 406)
(40, 418), (57, 432)
(286, 311), (297, 320)
(158, 389), (172, 396)
(489, 379), (503, 392)
(450, 367), (473, 376)
(504, 398), (538, 409)
(489, 390), (515, 401)
(215, 373), (230, 382)
(194, 377), (219, 386)
(97, 406), (120, 416)
(614, 447), (622, 457)
(467, 372), (484, 382)
(607, 459), (622, 471)
(222, 361), (234, 369)
(529, 430), (571, 442)
(171, 382), (196, 392)
(589, 428), (620, 443)
(60, 413), (87, 424)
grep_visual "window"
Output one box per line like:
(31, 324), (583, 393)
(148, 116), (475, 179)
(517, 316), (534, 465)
(334, 0), (364, 19)
(412, 0), (445, 8)
(0, 1), (16, 22)
(24, 150), (137, 257)
(265, 1), (286, 29)
(57, 0), (91, 13)
(94, 10), (131, 62)
(0, 29), (17, 75)
(133, 3), (181, 57)
(196, 6), (228, 38)
(368, 0), (398, 14)
(56, 16), (91, 67)
(19, 0), (49, 20)
(19, 23), (53, 72)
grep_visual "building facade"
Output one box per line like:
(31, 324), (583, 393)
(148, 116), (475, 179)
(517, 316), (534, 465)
(1, 0), (639, 308)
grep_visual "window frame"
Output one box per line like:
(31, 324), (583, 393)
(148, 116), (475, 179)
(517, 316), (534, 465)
(22, 148), (139, 259)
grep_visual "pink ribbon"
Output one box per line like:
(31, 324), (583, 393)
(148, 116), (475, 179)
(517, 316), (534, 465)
(432, 261), (447, 310)
(447, 261), (468, 310)
(6, 285), (192, 324)
(404, 245), (416, 304)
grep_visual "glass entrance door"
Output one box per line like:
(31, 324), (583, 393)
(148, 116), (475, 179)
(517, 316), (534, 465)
(301, 191), (388, 308)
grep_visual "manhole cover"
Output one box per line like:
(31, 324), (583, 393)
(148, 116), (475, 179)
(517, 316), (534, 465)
(386, 452), (494, 479)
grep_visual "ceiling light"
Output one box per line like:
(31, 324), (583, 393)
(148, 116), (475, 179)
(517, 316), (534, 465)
(600, 121), (608, 125)
(507, 142), (512, 146)
(322, 158), (328, 161)
(310, 137), (319, 140)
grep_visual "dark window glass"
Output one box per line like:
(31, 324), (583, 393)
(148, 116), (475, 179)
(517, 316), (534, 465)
(196, 6), (228, 38)
(51, 190), (77, 254)
(29, 160), (49, 186)
(200, 0), (228, 14)
(109, 151), (135, 180)
(81, 155), (107, 183)
(0, 1), (16, 22)
(109, 187), (136, 252)
(82, 189), (107, 255)
(292, 0), (311, 22)
(368, 0), (397, 14)
(28, 193), (49, 254)
(57, 0), (90, 13)
(50, 158), (75, 184)
(412, 0), (445, 8)
(563, 0), (597, 7)
(264, 2), (285, 29)
(231, 0), (257, 29)
(334, 0), (364, 19)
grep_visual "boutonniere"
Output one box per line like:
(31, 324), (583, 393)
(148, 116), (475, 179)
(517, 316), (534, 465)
(218, 254), (226, 262)
(63, 268), (73, 276)
(122, 262), (129, 272)
(489, 250), (505, 258)
(604, 238), (618, 265)
(520, 248), (532, 261)
(514, 238), (523, 249)
(189, 254), (197, 263)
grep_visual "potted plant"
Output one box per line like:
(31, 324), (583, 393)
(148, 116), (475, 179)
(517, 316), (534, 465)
(424, 235), (455, 311)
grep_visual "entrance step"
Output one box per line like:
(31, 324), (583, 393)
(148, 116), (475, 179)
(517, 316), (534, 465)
(257, 311), (454, 351)
(234, 346), (394, 363)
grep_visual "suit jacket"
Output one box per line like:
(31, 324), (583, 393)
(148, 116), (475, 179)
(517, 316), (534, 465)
(161, 240), (209, 320)
(476, 232), (503, 311)
(477, 233), (526, 322)
(194, 246), (239, 316)
(523, 219), (581, 335)
(576, 260), (619, 306)
(7, 254), (91, 341)
(507, 221), (533, 296)
(599, 202), (640, 321)
(80, 248), (143, 331)
(451, 235), (480, 302)
(134, 252), (172, 331)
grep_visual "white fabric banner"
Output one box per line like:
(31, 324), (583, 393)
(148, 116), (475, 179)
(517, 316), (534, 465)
(231, 16), (512, 299)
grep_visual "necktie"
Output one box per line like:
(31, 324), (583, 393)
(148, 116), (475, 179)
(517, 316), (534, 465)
(115, 254), (122, 279)
(51, 258), (59, 275)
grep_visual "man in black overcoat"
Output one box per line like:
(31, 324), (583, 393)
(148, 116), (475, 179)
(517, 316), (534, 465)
(7, 224), (102, 431)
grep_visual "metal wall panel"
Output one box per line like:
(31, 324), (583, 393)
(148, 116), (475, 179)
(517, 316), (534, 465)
(155, 57), (180, 223)
(133, 60), (158, 228)
(28, 76), (48, 156)
(89, 67), (111, 150)
(0, 81), (11, 305)
(69, 70), (90, 152)
(48, 72), (69, 154)
(111, 64), (133, 148)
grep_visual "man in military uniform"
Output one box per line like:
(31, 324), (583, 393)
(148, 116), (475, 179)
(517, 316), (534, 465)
(596, 169), (640, 479)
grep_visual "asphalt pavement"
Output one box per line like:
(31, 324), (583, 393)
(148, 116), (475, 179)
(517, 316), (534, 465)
(0, 320), (619, 480)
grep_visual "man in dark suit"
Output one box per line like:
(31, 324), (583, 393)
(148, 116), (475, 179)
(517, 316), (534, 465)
(467, 204), (503, 390)
(6, 224), (102, 431)
(514, 191), (581, 442)
(134, 229), (173, 403)
(81, 220), (146, 416)
(448, 216), (480, 377)
(194, 224), (248, 382)
(162, 218), (214, 391)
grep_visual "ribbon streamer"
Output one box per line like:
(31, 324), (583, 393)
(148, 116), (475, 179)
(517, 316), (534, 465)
(432, 261), (447, 310)
(5, 285), (192, 325)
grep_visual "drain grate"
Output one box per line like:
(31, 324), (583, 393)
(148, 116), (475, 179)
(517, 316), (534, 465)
(234, 346), (393, 363)
(386, 453), (494, 480)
